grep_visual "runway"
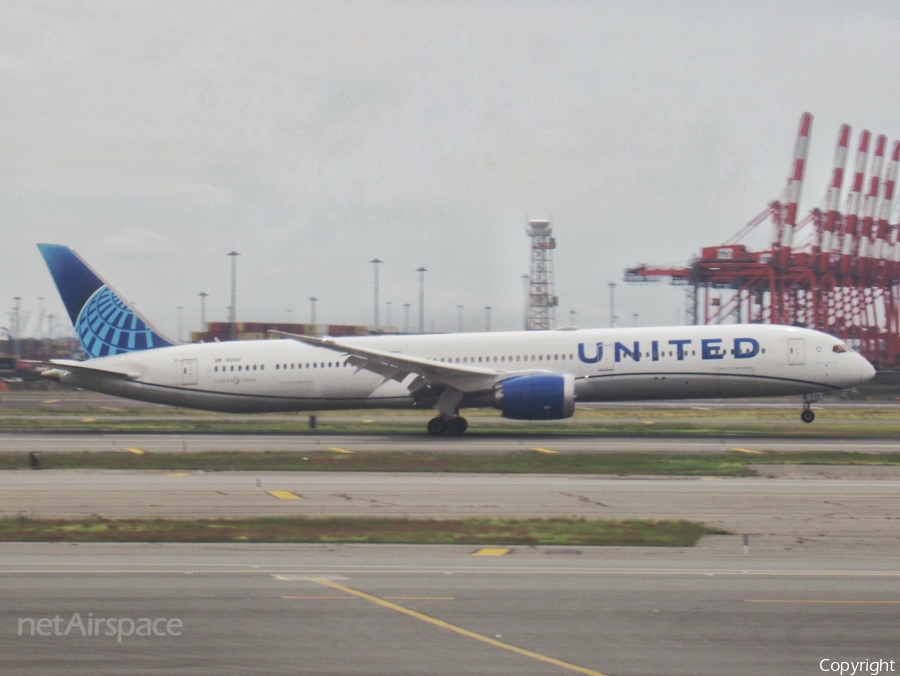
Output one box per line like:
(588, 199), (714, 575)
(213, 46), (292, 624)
(3, 471), (900, 556)
(4, 431), (900, 454)
(3, 402), (898, 674)
(1, 543), (898, 676)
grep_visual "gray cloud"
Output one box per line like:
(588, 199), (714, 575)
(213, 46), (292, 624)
(2, 1), (899, 338)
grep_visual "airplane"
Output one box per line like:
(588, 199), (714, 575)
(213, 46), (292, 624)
(37, 243), (876, 435)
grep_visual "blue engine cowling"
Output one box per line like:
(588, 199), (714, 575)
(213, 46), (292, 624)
(493, 373), (576, 420)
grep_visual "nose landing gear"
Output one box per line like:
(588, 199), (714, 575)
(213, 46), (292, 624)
(800, 394), (819, 423)
(426, 416), (468, 435)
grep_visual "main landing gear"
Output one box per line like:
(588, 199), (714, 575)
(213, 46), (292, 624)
(427, 416), (469, 436)
(800, 395), (817, 423)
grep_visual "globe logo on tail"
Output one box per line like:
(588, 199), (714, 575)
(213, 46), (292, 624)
(76, 286), (169, 358)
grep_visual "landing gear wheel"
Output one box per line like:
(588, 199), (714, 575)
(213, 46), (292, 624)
(446, 417), (468, 436)
(800, 409), (815, 424)
(427, 417), (447, 435)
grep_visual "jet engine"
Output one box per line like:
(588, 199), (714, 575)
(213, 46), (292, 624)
(493, 373), (575, 420)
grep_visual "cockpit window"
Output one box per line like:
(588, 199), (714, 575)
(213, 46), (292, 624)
(832, 344), (848, 353)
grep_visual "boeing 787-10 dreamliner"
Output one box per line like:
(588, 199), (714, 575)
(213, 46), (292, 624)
(37, 244), (875, 435)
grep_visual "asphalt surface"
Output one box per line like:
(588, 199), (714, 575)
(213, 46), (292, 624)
(2, 389), (897, 674)
(4, 431), (900, 454)
(3, 471), (900, 558)
(1, 543), (898, 676)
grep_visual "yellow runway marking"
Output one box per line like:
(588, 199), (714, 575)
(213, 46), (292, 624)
(731, 447), (762, 454)
(362, 419), (375, 423)
(473, 548), (511, 556)
(81, 418), (96, 423)
(99, 406), (126, 412)
(267, 490), (301, 500)
(643, 421), (655, 425)
(745, 599), (900, 604)
(310, 578), (607, 676)
(328, 447), (354, 454)
(530, 447), (559, 454)
(43, 399), (60, 404)
(122, 447), (146, 455)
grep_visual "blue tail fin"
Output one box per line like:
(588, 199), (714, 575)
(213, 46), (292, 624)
(38, 244), (173, 358)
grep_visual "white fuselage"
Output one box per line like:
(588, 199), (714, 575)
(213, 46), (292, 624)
(56, 324), (874, 413)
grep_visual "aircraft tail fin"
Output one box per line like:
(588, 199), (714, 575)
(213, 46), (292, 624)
(37, 244), (173, 358)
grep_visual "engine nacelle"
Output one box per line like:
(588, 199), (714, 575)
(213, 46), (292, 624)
(493, 373), (575, 420)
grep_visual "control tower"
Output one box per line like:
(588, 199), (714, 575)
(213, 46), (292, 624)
(525, 219), (558, 330)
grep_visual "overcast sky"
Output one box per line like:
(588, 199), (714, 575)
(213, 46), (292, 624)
(3, 1), (900, 339)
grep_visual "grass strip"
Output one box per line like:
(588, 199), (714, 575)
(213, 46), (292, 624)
(0, 451), (756, 475)
(0, 516), (719, 546)
(3, 451), (900, 474)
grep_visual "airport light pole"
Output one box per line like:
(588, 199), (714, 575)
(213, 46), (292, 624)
(608, 283), (616, 328)
(569, 309), (576, 326)
(416, 267), (427, 333)
(370, 258), (382, 328)
(385, 301), (392, 329)
(403, 303), (411, 333)
(198, 292), (208, 332)
(12, 297), (20, 358)
(484, 306), (491, 332)
(227, 251), (240, 341)
(309, 297), (317, 326)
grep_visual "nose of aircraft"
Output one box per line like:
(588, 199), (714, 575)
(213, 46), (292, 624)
(859, 355), (876, 383)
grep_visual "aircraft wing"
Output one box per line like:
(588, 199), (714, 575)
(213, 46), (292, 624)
(270, 331), (504, 393)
